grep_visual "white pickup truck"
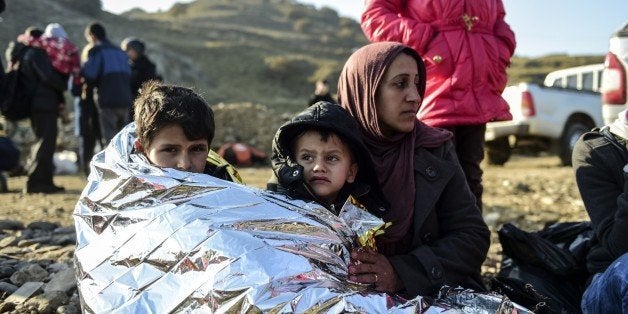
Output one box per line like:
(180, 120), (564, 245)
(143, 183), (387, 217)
(485, 63), (604, 166)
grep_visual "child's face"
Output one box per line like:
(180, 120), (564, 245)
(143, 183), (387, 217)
(294, 131), (357, 205)
(138, 124), (209, 173)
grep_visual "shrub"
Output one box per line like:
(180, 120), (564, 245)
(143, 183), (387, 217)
(285, 7), (306, 20)
(293, 18), (311, 33)
(264, 55), (316, 96)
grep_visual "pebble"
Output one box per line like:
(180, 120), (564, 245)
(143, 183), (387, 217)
(0, 219), (78, 312)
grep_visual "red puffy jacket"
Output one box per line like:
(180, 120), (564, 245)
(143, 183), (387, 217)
(361, 0), (516, 127)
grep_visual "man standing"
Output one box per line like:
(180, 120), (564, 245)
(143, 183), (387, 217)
(81, 22), (132, 145)
(14, 27), (67, 193)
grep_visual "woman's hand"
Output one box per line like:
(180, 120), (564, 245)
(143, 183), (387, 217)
(348, 248), (404, 293)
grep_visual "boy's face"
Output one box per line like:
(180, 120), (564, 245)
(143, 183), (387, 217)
(136, 124), (209, 173)
(294, 130), (357, 205)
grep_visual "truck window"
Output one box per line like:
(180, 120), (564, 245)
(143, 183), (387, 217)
(551, 77), (563, 88)
(582, 72), (593, 91)
(566, 75), (577, 89)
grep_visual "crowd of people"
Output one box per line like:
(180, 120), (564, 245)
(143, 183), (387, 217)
(1, 21), (160, 192)
(0, 0), (625, 311)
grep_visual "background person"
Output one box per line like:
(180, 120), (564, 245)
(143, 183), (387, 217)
(11, 27), (67, 193)
(360, 0), (516, 210)
(573, 109), (628, 313)
(81, 22), (133, 145)
(0, 123), (19, 193)
(22, 23), (80, 124)
(307, 79), (335, 107)
(337, 42), (490, 297)
(120, 37), (161, 119)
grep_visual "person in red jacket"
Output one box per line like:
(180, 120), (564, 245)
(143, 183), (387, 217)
(361, 0), (516, 211)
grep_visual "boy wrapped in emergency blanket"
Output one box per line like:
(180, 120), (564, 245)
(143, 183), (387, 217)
(73, 124), (531, 313)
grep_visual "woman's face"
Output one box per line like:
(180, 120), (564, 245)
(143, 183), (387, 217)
(375, 53), (422, 136)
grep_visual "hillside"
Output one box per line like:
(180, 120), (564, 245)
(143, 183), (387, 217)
(0, 0), (366, 113)
(0, 0), (604, 112)
(508, 54), (605, 86)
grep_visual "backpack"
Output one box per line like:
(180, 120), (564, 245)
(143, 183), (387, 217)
(0, 42), (33, 121)
(492, 222), (592, 313)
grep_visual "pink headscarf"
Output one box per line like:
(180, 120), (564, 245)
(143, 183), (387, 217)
(338, 42), (452, 254)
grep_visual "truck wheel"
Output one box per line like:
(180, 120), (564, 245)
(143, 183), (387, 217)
(559, 122), (591, 166)
(486, 136), (511, 166)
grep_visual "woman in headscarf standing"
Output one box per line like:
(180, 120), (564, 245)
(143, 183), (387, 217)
(338, 42), (490, 298)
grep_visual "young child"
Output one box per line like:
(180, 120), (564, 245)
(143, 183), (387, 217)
(270, 101), (387, 215)
(133, 81), (242, 182)
(12, 24), (78, 123)
(16, 23), (81, 86)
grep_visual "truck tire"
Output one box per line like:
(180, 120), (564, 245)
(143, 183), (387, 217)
(559, 122), (592, 166)
(486, 136), (511, 166)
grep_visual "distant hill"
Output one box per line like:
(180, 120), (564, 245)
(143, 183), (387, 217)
(508, 54), (605, 86)
(1, 0), (366, 113)
(0, 0), (605, 112)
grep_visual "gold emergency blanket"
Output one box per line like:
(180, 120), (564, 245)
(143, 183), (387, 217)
(73, 124), (532, 313)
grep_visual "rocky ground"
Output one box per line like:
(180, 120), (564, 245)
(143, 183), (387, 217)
(0, 155), (589, 312)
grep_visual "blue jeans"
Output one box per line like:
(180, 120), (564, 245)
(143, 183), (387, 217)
(581, 252), (628, 313)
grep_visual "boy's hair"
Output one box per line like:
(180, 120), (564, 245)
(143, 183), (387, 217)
(290, 127), (356, 164)
(134, 81), (215, 148)
(85, 22), (106, 41)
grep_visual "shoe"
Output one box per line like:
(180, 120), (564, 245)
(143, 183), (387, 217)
(25, 184), (65, 194)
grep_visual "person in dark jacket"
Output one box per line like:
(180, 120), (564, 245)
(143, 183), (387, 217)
(81, 22), (132, 145)
(270, 101), (388, 215)
(120, 37), (160, 119)
(337, 42), (490, 298)
(0, 124), (19, 193)
(307, 79), (335, 107)
(573, 109), (628, 313)
(12, 27), (67, 193)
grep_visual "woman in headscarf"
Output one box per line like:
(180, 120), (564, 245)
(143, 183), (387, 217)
(337, 42), (490, 298)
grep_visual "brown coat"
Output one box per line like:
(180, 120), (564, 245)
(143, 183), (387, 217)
(388, 140), (490, 297)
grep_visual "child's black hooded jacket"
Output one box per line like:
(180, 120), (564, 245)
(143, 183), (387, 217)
(269, 101), (388, 216)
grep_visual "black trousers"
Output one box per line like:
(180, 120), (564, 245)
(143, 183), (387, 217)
(79, 97), (100, 175)
(445, 124), (486, 212)
(26, 111), (58, 188)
